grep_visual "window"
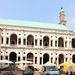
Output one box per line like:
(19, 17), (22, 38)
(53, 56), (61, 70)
(18, 38), (21, 45)
(40, 40), (42, 46)
(51, 40), (53, 47)
(6, 38), (9, 44)
(40, 57), (42, 64)
(35, 39), (37, 46)
(35, 57), (37, 64)
(23, 57), (25, 60)
(23, 39), (26, 45)
(1, 37), (3, 44)
(55, 41), (57, 47)
(65, 41), (67, 47)
(18, 57), (20, 61)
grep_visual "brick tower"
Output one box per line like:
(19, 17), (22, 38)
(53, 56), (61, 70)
(59, 6), (67, 26)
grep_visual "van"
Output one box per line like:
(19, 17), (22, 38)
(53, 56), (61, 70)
(39, 65), (60, 75)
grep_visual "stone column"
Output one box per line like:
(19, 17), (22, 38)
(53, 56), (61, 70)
(4, 30), (6, 46)
(64, 40), (65, 48)
(37, 32), (40, 47)
(34, 37), (35, 47)
(21, 31), (23, 46)
(42, 38), (43, 47)
(21, 49), (23, 60)
(3, 48), (5, 60)
(34, 56), (35, 64)
(42, 56), (43, 64)
(26, 37), (27, 47)
(57, 39), (59, 48)
(37, 50), (40, 65)
(0, 28), (2, 60)
(57, 57), (58, 65)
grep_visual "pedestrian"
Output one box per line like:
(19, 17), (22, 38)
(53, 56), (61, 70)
(66, 72), (69, 75)
(70, 71), (73, 75)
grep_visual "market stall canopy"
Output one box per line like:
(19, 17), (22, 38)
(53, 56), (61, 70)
(15, 60), (33, 64)
(0, 60), (13, 63)
(58, 62), (75, 72)
(43, 61), (56, 66)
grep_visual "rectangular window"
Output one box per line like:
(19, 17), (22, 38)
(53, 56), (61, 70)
(40, 57), (42, 64)
(6, 56), (8, 60)
(23, 39), (26, 45)
(51, 40), (53, 47)
(1, 56), (3, 60)
(35, 39), (37, 46)
(51, 58), (53, 63)
(1, 37), (3, 44)
(23, 57), (25, 60)
(18, 38), (21, 45)
(55, 41), (57, 47)
(35, 57), (37, 64)
(6, 38), (9, 44)
(18, 57), (20, 61)
(40, 40), (42, 46)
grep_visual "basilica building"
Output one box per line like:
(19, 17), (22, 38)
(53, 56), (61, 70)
(0, 7), (75, 69)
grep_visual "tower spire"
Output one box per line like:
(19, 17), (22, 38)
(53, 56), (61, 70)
(59, 6), (67, 26)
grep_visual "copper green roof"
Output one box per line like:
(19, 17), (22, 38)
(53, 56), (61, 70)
(0, 18), (68, 30)
(60, 6), (64, 13)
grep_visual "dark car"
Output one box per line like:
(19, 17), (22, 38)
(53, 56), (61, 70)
(22, 70), (34, 75)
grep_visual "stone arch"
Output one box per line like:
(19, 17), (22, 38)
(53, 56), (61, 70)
(43, 53), (49, 64)
(27, 53), (34, 62)
(72, 54), (75, 63)
(10, 34), (17, 45)
(59, 54), (64, 64)
(43, 36), (49, 46)
(27, 35), (34, 46)
(9, 52), (17, 62)
(72, 38), (75, 48)
(58, 37), (64, 47)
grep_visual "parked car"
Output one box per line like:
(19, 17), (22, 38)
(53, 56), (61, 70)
(22, 70), (34, 75)
(39, 65), (60, 75)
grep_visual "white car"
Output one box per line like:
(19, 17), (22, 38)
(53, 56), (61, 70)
(39, 65), (60, 75)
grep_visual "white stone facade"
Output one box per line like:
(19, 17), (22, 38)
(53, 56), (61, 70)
(0, 24), (75, 69)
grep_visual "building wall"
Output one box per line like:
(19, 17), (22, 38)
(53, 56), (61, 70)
(0, 25), (75, 69)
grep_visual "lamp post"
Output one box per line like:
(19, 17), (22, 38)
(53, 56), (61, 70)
(0, 28), (2, 60)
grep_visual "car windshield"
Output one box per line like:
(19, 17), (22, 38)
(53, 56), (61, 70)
(46, 66), (58, 71)
(24, 70), (33, 74)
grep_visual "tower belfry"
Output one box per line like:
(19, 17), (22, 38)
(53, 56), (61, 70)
(59, 6), (67, 26)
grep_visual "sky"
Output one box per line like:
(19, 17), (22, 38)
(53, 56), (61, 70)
(0, 0), (75, 32)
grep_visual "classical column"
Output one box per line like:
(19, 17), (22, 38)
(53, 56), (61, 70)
(57, 39), (58, 48)
(33, 56), (35, 64)
(42, 38), (43, 47)
(53, 51), (56, 64)
(26, 37), (27, 47)
(3, 48), (5, 60)
(21, 49), (23, 60)
(34, 37), (35, 47)
(21, 31), (23, 46)
(0, 28), (2, 60)
(37, 50), (40, 65)
(42, 56), (43, 64)
(4, 30), (6, 46)
(57, 57), (58, 65)
(37, 32), (40, 47)
(64, 40), (65, 48)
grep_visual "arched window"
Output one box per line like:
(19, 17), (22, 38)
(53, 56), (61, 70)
(27, 35), (34, 46)
(58, 37), (64, 47)
(43, 36), (49, 46)
(10, 34), (17, 45)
